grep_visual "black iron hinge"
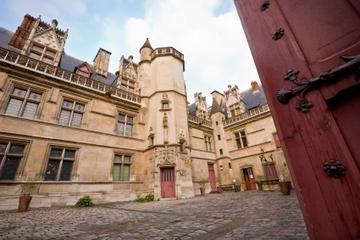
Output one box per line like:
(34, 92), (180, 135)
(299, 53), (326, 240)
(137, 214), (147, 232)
(277, 54), (360, 112)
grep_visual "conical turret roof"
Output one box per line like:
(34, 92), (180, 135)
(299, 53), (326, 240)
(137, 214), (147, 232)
(139, 38), (153, 52)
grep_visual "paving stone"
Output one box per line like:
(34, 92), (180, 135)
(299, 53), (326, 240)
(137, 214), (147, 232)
(0, 191), (308, 240)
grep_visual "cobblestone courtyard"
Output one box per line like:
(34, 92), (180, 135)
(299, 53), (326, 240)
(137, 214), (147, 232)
(0, 191), (308, 240)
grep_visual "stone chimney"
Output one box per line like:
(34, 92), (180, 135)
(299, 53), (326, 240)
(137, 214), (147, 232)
(251, 81), (260, 92)
(93, 48), (111, 78)
(211, 90), (224, 105)
(8, 14), (37, 50)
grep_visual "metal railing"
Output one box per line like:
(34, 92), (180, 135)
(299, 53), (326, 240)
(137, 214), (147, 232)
(223, 104), (270, 127)
(0, 47), (141, 104)
(188, 114), (212, 128)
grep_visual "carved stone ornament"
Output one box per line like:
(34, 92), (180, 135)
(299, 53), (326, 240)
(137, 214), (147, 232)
(162, 93), (169, 102)
(163, 113), (168, 128)
(155, 146), (176, 166)
(178, 169), (187, 176)
(277, 55), (360, 112)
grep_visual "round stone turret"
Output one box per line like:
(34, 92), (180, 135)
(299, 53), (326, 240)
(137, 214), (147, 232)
(139, 38), (153, 63)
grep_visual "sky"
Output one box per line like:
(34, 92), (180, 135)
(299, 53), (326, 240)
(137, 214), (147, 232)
(0, 0), (260, 103)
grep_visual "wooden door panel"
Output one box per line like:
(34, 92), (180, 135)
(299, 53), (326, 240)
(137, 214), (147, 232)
(329, 85), (360, 170)
(277, 0), (360, 69)
(160, 168), (175, 198)
(208, 164), (217, 191)
(234, 1), (360, 239)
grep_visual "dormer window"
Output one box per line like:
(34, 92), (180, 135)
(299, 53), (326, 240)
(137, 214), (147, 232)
(118, 78), (135, 93)
(29, 43), (56, 64)
(74, 62), (92, 78)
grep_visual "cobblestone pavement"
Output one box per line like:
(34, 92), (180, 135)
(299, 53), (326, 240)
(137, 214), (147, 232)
(0, 191), (308, 240)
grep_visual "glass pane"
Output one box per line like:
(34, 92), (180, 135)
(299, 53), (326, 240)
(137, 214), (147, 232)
(42, 57), (53, 64)
(59, 110), (70, 125)
(74, 103), (84, 112)
(59, 161), (73, 180)
(242, 136), (248, 147)
(44, 160), (60, 181)
(118, 114), (125, 122)
(9, 144), (25, 154)
(12, 88), (26, 97)
(0, 143), (7, 154)
(29, 52), (41, 60)
(62, 100), (74, 109)
(64, 149), (75, 159)
(114, 155), (122, 163)
(125, 125), (133, 136)
(22, 102), (38, 118)
(29, 92), (41, 101)
(45, 49), (56, 57)
(5, 98), (22, 116)
(126, 116), (133, 124)
(117, 123), (124, 135)
(121, 165), (130, 181)
(0, 157), (21, 180)
(32, 44), (44, 53)
(71, 112), (83, 127)
(124, 156), (131, 163)
(113, 164), (121, 181)
(50, 148), (63, 158)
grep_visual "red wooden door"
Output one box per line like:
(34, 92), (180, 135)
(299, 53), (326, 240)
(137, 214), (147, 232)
(160, 167), (175, 198)
(243, 168), (256, 190)
(234, 1), (360, 239)
(208, 164), (217, 191)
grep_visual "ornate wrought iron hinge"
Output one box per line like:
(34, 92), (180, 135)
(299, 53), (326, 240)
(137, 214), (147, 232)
(323, 160), (346, 178)
(277, 54), (360, 112)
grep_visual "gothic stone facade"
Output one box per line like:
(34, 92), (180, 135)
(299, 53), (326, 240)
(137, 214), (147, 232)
(0, 15), (290, 210)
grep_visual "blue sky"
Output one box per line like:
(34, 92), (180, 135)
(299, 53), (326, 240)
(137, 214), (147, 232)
(0, 0), (259, 103)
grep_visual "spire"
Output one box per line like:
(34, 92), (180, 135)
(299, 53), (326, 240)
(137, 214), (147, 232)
(139, 38), (153, 52)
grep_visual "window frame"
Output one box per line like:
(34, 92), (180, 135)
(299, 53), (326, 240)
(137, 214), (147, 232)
(0, 139), (29, 181)
(28, 42), (57, 65)
(112, 154), (132, 181)
(43, 146), (78, 181)
(235, 129), (248, 149)
(117, 112), (134, 137)
(58, 99), (85, 127)
(204, 135), (212, 152)
(118, 78), (135, 93)
(5, 86), (42, 119)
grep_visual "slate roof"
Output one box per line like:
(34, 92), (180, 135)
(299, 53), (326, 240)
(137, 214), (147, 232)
(195, 85), (267, 118)
(188, 103), (196, 116)
(59, 54), (117, 85)
(240, 85), (267, 111)
(0, 27), (117, 85)
(0, 27), (12, 48)
(209, 98), (228, 117)
(139, 38), (153, 52)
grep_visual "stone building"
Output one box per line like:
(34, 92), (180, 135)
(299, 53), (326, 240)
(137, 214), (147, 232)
(0, 15), (290, 210)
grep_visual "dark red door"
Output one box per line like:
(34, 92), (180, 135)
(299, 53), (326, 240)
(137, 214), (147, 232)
(243, 168), (256, 190)
(234, 1), (360, 239)
(160, 167), (175, 198)
(208, 164), (217, 191)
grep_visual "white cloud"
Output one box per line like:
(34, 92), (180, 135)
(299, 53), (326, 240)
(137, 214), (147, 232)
(124, 0), (260, 102)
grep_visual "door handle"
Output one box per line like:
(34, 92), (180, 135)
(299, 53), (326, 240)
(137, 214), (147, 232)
(277, 54), (360, 112)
